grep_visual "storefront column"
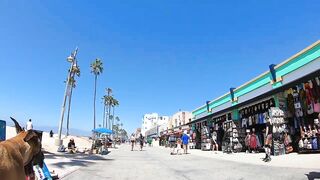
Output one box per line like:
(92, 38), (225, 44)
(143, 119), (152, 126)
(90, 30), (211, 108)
(273, 95), (280, 107)
(232, 109), (239, 121)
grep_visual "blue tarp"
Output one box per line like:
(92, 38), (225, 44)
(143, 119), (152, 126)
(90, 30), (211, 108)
(92, 128), (113, 134)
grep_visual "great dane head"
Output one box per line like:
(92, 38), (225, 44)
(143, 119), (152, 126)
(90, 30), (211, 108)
(10, 117), (44, 172)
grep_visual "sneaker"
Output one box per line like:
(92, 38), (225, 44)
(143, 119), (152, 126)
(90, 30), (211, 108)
(265, 157), (271, 162)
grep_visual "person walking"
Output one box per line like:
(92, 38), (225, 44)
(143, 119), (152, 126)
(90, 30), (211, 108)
(26, 119), (33, 130)
(182, 130), (190, 154)
(169, 134), (177, 155)
(212, 131), (218, 153)
(139, 133), (144, 151)
(263, 117), (273, 162)
(130, 134), (135, 151)
(49, 130), (54, 138)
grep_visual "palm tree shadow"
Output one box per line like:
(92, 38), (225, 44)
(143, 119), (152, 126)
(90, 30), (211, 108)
(305, 172), (320, 180)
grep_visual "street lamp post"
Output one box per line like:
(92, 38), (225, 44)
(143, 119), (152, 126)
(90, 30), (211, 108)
(55, 48), (78, 146)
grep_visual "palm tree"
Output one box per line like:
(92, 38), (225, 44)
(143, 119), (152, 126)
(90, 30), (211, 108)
(111, 98), (119, 132)
(102, 95), (107, 128)
(66, 63), (80, 136)
(105, 88), (112, 128)
(106, 95), (113, 128)
(91, 58), (103, 130)
(115, 116), (120, 125)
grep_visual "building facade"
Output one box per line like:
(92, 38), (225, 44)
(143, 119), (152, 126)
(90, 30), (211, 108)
(141, 113), (169, 137)
(171, 111), (192, 129)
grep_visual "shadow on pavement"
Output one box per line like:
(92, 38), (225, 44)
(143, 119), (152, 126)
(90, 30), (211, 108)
(44, 152), (115, 170)
(44, 152), (111, 160)
(305, 172), (320, 180)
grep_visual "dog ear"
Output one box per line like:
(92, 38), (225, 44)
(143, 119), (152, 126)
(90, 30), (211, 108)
(10, 117), (23, 133)
(24, 130), (37, 142)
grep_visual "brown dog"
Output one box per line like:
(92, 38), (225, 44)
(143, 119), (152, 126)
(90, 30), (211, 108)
(0, 117), (44, 180)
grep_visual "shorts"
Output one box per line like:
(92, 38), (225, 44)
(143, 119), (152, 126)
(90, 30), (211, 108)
(265, 134), (272, 146)
(169, 141), (176, 148)
(211, 139), (217, 145)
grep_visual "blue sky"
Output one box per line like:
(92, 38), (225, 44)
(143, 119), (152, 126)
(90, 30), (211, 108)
(0, 1), (319, 134)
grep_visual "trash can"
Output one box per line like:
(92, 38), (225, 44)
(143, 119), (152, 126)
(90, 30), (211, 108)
(0, 120), (6, 141)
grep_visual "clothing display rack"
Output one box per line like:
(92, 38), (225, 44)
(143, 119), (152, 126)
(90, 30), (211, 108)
(269, 107), (286, 156)
(281, 76), (320, 154)
(222, 120), (233, 153)
(201, 125), (211, 151)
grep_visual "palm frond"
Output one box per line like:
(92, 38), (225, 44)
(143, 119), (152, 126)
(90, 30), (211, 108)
(90, 58), (103, 75)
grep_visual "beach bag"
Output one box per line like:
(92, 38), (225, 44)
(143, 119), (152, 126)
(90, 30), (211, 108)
(314, 102), (320, 113)
(299, 139), (304, 148)
(57, 145), (66, 152)
(284, 135), (290, 146)
(312, 138), (318, 150)
(286, 146), (293, 153)
(307, 103), (314, 115)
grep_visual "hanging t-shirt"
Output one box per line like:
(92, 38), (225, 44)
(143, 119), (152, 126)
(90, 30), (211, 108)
(258, 113), (264, 124)
(242, 118), (248, 128)
(287, 92), (295, 117)
(293, 92), (303, 117)
(269, 98), (276, 107)
(312, 78), (320, 102)
(248, 116), (253, 126)
(299, 87), (308, 115)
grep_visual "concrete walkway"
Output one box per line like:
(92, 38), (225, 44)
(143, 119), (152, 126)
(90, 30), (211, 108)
(44, 148), (117, 178)
(63, 144), (320, 180)
(183, 147), (320, 169)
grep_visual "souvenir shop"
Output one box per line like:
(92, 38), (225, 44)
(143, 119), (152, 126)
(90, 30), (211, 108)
(191, 41), (320, 156)
(190, 120), (204, 150)
(210, 113), (228, 152)
(191, 112), (241, 152)
(238, 98), (277, 153)
(276, 73), (320, 154)
(236, 70), (320, 155)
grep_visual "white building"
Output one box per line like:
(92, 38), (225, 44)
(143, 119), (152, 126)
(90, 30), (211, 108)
(141, 113), (169, 137)
(171, 111), (192, 128)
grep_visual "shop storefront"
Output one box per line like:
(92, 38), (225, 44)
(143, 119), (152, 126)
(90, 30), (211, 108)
(191, 40), (320, 155)
(275, 74), (320, 153)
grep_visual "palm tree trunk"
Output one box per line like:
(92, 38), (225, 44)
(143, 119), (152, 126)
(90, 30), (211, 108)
(112, 106), (115, 132)
(105, 104), (108, 128)
(103, 104), (106, 128)
(93, 75), (97, 130)
(108, 105), (111, 129)
(66, 84), (73, 136)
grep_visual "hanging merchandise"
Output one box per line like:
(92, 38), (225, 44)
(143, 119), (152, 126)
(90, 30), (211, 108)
(237, 98), (275, 153)
(201, 124), (211, 151)
(283, 76), (320, 154)
(269, 107), (286, 156)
